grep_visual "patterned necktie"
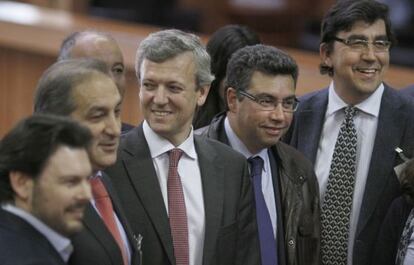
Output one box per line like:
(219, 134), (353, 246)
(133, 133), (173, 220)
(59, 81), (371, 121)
(168, 148), (189, 265)
(321, 106), (358, 265)
(248, 156), (278, 265)
(90, 177), (128, 265)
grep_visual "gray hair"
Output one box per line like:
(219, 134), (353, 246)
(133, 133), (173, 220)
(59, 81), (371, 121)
(227, 44), (298, 97)
(57, 30), (116, 61)
(34, 58), (110, 115)
(135, 29), (214, 89)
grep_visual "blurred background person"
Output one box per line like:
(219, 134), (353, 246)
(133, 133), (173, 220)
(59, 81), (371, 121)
(193, 24), (261, 129)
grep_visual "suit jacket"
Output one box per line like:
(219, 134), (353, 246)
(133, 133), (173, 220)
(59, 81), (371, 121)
(372, 196), (412, 265)
(400, 84), (414, 97)
(197, 112), (321, 265)
(0, 208), (66, 265)
(284, 85), (414, 265)
(105, 124), (260, 265)
(69, 173), (141, 265)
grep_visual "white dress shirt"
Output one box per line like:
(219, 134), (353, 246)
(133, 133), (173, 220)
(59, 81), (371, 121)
(314, 81), (384, 265)
(90, 172), (132, 265)
(224, 117), (278, 238)
(143, 120), (205, 265)
(2, 204), (73, 262)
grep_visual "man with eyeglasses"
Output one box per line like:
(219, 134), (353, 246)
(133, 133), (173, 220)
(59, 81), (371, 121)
(284, 1), (414, 265)
(197, 44), (320, 265)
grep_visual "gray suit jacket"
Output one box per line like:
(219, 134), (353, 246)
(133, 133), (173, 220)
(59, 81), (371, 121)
(105, 124), (260, 265)
(69, 173), (141, 265)
(284, 85), (414, 265)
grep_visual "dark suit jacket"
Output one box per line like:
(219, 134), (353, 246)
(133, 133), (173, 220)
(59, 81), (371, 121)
(69, 173), (141, 265)
(197, 112), (321, 265)
(121, 122), (135, 134)
(284, 85), (414, 265)
(0, 208), (66, 265)
(372, 196), (412, 265)
(105, 124), (260, 265)
(400, 84), (414, 97)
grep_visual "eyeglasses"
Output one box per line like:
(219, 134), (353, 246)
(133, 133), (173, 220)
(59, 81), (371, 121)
(238, 90), (299, 112)
(332, 37), (391, 53)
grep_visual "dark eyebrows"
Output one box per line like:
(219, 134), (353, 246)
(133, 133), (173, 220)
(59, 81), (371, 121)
(346, 34), (389, 41)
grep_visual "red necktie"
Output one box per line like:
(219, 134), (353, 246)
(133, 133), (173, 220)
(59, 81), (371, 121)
(90, 177), (128, 265)
(167, 148), (189, 265)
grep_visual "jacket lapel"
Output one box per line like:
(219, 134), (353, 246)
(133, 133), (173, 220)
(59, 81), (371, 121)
(195, 136), (224, 265)
(82, 203), (123, 264)
(295, 89), (328, 164)
(122, 126), (175, 264)
(356, 86), (405, 235)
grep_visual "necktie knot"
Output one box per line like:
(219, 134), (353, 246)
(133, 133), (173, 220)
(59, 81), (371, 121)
(90, 177), (109, 200)
(169, 148), (183, 168)
(248, 156), (264, 178)
(344, 106), (357, 121)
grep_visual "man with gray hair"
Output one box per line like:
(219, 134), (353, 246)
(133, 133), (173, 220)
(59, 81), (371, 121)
(34, 58), (141, 265)
(105, 29), (260, 265)
(197, 44), (320, 265)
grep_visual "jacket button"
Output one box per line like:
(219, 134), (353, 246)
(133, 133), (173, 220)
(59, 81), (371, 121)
(288, 239), (295, 248)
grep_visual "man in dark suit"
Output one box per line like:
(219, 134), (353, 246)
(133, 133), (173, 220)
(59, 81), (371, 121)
(197, 44), (320, 265)
(401, 84), (414, 97)
(34, 59), (141, 265)
(284, 1), (414, 265)
(58, 30), (134, 133)
(0, 114), (93, 265)
(105, 29), (260, 265)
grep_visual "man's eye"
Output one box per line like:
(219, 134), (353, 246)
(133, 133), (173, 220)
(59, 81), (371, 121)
(142, 83), (155, 90)
(349, 39), (367, 47)
(258, 98), (274, 106)
(112, 67), (124, 75)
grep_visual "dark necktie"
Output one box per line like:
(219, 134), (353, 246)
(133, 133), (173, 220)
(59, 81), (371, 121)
(321, 106), (358, 265)
(168, 148), (189, 265)
(90, 177), (128, 265)
(248, 156), (278, 265)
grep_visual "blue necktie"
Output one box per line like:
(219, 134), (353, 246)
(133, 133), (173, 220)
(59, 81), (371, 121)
(248, 156), (278, 265)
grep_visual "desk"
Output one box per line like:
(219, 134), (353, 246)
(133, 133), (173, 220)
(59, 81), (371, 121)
(0, 1), (413, 137)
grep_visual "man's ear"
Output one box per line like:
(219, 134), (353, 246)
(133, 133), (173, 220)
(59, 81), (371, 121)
(226, 87), (238, 113)
(9, 171), (33, 202)
(196, 85), (211, 107)
(320, 42), (332, 68)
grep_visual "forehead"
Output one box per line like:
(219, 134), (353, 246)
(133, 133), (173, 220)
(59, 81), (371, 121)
(40, 146), (91, 180)
(338, 19), (387, 38)
(71, 35), (123, 63)
(248, 71), (295, 96)
(140, 52), (196, 84)
(70, 73), (121, 114)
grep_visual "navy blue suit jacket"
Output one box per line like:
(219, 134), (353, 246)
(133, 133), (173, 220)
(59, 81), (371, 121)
(0, 208), (66, 265)
(284, 85), (414, 265)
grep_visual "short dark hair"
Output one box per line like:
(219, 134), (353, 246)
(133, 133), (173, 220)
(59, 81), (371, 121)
(34, 58), (110, 115)
(319, 0), (395, 76)
(57, 30), (116, 61)
(0, 114), (92, 203)
(227, 44), (298, 98)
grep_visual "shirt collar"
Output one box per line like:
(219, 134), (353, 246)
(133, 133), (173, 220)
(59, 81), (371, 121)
(224, 116), (268, 170)
(2, 204), (73, 262)
(143, 120), (197, 159)
(327, 81), (384, 117)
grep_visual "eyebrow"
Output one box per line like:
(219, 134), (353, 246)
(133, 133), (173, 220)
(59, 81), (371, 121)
(347, 34), (389, 40)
